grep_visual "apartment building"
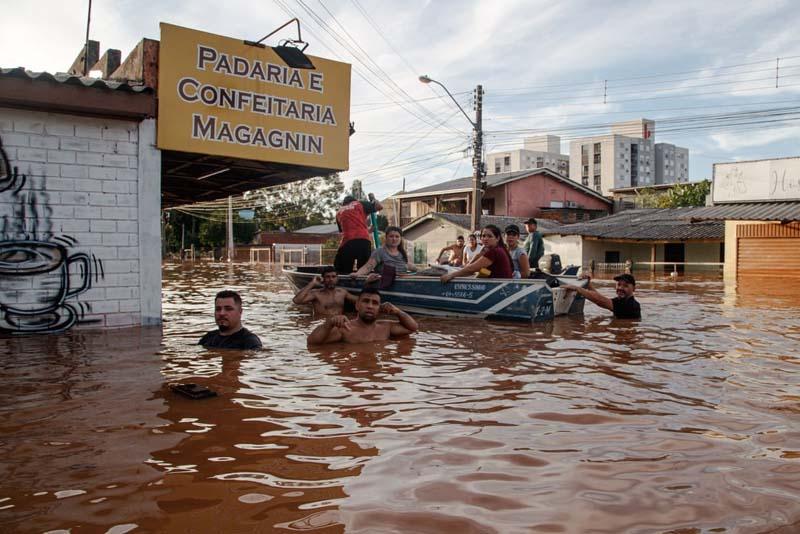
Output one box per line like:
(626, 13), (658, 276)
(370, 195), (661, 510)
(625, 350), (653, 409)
(487, 135), (570, 177)
(568, 119), (689, 196)
(655, 143), (689, 184)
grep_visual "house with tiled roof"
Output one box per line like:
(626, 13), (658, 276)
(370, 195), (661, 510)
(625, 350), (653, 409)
(389, 168), (612, 228)
(543, 208), (724, 273)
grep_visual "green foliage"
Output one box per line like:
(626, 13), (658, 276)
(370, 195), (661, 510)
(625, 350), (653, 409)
(196, 211), (257, 248)
(253, 173), (345, 231)
(636, 180), (711, 208)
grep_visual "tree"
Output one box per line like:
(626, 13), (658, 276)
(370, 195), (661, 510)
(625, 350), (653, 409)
(197, 211), (257, 248)
(253, 174), (345, 231)
(636, 180), (710, 209)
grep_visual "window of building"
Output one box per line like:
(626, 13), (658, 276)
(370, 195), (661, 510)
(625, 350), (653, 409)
(504, 156), (511, 166)
(593, 174), (601, 190)
(582, 176), (589, 186)
(495, 163), (501, 173)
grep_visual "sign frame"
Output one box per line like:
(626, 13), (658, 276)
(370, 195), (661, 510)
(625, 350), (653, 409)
(157, 22), (351, 171)
(712, 156), (800, 204)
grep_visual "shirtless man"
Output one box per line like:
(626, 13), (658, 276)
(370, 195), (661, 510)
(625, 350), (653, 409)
(437, 236), (465, 266)
(307, 287), (418, 345)
(292, 266), (358, 316)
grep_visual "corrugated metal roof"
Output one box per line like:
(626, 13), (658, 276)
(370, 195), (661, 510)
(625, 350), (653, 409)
(0, 67), (152, 93)
(295, 223), (339, 234)
(403, 212), (561, 235)
(547, 208), (723, 241)
(395, 168), (612, 204)
(681, 202), (800, 222)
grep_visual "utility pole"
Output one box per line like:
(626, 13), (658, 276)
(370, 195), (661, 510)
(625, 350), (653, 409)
(471, 85), (484, 232)
(226, 195), (234, 262)
(418, 75), (483, 231)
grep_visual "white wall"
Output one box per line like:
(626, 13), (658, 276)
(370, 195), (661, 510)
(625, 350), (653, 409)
(404, 219), (465, 264)
(543, 234), (583, 267)
(0, 107), (161, 333)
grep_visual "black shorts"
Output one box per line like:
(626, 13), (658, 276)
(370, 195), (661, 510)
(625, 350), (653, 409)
(334, 239), (372, 273)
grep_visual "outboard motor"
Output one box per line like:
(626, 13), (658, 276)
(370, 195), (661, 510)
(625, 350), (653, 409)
(538, 254), (563, 275)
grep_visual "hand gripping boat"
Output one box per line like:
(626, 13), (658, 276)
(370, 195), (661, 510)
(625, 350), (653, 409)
(283, 266), (588, 322)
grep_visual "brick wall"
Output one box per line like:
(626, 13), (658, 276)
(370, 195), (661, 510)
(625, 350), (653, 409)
(0, 107), (161, 333)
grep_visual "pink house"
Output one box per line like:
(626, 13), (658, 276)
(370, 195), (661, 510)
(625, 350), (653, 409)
(392, 169), (612, 227)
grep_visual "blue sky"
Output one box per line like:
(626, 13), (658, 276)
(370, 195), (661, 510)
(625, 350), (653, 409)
(2, 0), (799, 200)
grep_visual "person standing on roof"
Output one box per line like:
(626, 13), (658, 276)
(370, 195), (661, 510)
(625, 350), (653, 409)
(522, 218), (545, 268)
(334, 193), (383, 273)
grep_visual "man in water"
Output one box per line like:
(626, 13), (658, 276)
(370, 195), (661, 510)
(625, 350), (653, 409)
(199, 290), (263, 349)
(292, 266), (358, 316)
(522, 218), (545, 269)
(334, 194), (383, 273)
(307, 287), (418, 345)
(563, 273), (641, 319)
(437, 236), (465, 266)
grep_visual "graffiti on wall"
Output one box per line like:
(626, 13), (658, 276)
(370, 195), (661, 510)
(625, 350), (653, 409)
(0, 136), (104, 334)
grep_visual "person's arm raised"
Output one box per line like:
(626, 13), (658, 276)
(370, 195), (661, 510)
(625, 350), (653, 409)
(307, 315), (349, 345)
(343, 289), (359, 304)
(293, 275), (321, 304)
(563, 277), (613, 312)
(440, 255), (491, 283)
(380, 303), (418, 336)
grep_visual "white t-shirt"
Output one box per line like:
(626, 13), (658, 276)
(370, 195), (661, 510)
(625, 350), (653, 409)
(464, 244), (483, 264)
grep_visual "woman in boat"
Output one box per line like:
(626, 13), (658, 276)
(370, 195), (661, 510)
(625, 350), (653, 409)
(353, 226), (418, 276)
(440, 224), (513, 283)
(504, 224), (531, 279)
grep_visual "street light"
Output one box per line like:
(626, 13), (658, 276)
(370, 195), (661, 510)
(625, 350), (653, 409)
(419, 75), (484, 232)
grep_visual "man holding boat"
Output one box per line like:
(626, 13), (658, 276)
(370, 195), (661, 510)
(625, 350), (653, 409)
(563, 273), (641, 319)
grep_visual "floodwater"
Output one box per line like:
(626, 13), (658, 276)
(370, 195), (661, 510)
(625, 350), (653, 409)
(2, 264), (800, 534)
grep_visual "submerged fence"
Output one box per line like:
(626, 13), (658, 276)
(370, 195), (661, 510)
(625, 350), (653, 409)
(590, 261), (724, 275)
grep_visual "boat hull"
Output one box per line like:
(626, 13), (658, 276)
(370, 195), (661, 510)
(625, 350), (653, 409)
(283, 266), (586, 322)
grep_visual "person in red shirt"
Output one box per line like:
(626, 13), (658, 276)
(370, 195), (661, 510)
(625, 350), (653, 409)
(334, 194), (383, 273)
(440, 224), (513, 283)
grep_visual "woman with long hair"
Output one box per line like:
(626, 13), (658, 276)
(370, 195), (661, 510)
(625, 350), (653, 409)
(440, 224), (513, 283)
(353, 226), (418, 276)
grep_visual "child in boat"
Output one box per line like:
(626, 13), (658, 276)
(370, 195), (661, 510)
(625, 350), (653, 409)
(440, 225), (513, 283)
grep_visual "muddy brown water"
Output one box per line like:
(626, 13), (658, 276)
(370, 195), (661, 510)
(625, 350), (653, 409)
(1, 264), (799, 533)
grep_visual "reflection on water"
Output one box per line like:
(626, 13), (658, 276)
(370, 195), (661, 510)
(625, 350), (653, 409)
(2, 263), (800, 533)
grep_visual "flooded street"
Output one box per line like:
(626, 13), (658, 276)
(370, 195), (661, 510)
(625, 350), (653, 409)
(2, 263), (800, 533)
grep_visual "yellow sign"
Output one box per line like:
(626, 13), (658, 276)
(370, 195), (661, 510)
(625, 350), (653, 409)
(157, 23), (351, 170)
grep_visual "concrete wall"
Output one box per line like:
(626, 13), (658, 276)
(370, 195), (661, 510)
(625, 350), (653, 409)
(575, 238), (721, 272)
(0, 108), (161, 333)
(403, 218), (464, 264)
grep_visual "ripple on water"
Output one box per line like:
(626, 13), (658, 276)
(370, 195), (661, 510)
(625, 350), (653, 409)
(3, 267), (800, 533)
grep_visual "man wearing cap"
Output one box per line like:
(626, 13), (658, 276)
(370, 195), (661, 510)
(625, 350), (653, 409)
(563, 273), (641, 319)
(334, 194), (383, 274)
(523, 218), (545, 268)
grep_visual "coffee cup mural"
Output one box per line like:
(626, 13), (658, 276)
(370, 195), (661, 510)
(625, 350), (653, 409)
(0, 135), (104, 334)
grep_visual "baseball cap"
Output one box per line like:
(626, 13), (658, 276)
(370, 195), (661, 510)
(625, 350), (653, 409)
(613, 273), (636, 285)
(504, 224), (520, 235)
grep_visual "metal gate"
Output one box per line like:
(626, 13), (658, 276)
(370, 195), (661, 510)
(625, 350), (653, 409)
(737, 222), (800, 278)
